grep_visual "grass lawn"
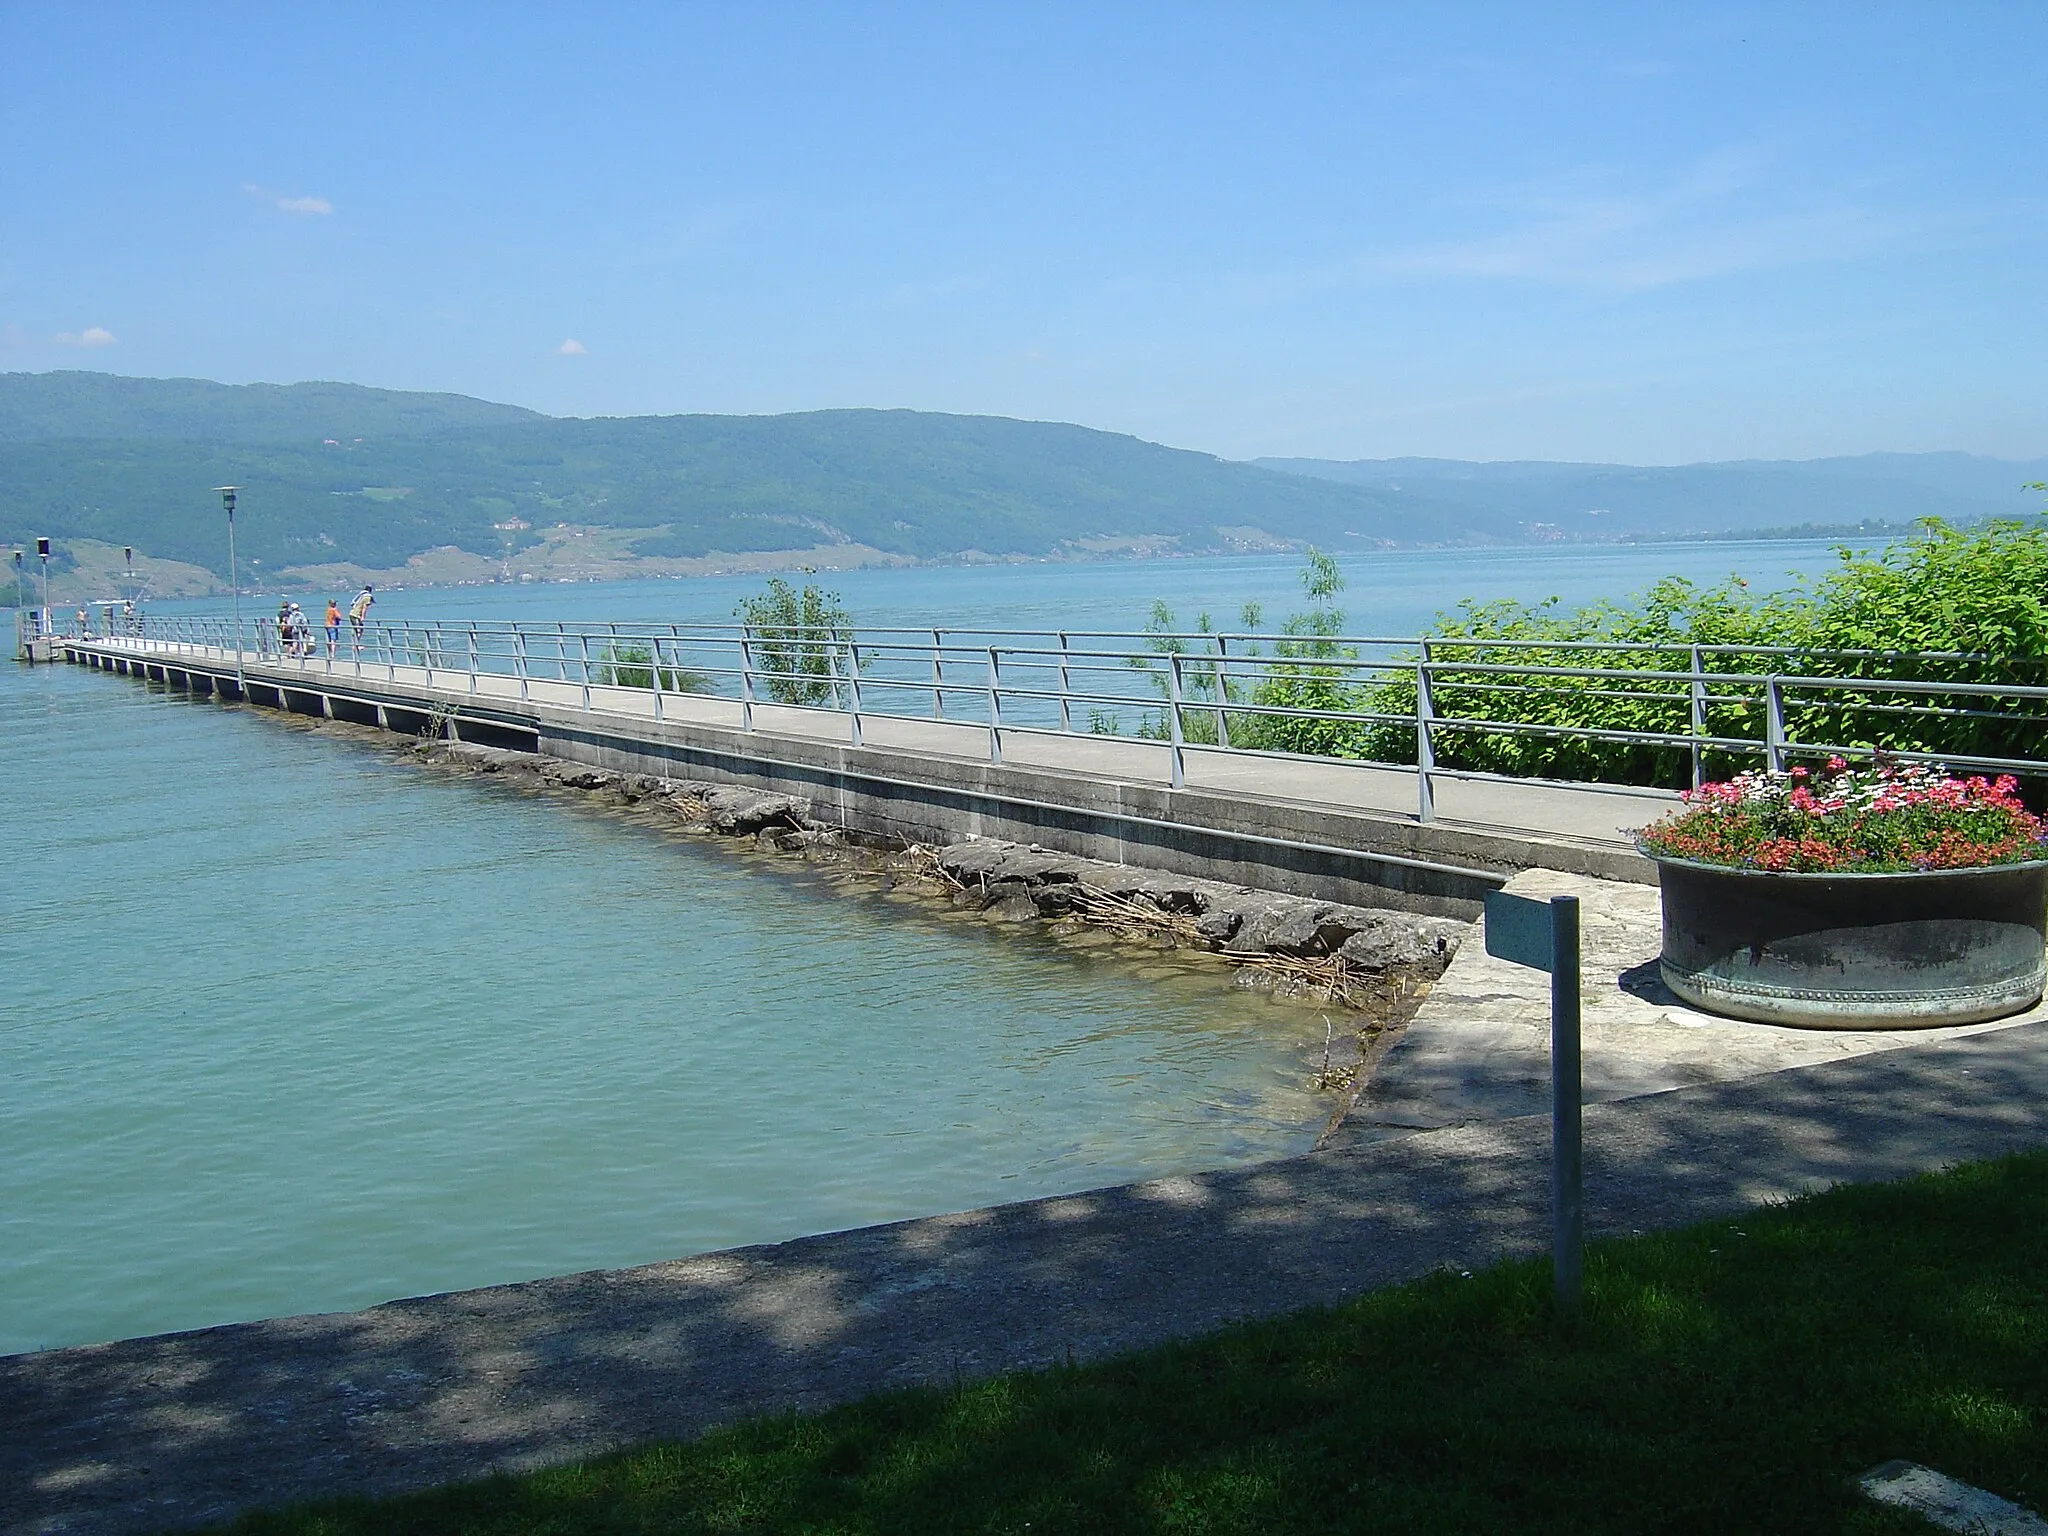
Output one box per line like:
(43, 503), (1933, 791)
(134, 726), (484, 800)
(217, 1152), (2048, 1535)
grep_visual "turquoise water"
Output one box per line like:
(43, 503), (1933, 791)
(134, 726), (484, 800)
(1, 540), (1863, 1356)
(0, 665), (1336, 1355)
(137, 537), (1864, 637)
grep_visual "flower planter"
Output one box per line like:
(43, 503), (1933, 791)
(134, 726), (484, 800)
(1643, 854), (2048, 1029)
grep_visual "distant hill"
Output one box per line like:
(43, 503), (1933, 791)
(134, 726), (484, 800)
(0, 373), (1439, 581)
(3, 372), (2042, 593)
(0, 371), (544, 442)
(1254, 454), (2048, 541)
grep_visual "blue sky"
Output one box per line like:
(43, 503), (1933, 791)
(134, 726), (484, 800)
(3, 3), (2044, 462)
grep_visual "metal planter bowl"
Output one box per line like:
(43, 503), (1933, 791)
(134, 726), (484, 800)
(1642, 853), (2048, 1029)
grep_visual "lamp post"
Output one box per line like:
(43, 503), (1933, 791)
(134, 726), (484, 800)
(215, 487), (242, 686)
(11, 551), (20, 615)
(37, 537), (50, 632)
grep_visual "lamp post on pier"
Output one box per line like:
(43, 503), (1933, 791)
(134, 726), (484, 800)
(37, 538), (50, 631)
(215, 487), (242, 687)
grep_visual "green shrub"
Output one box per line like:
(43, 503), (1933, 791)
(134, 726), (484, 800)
(1128, 549), (1385, 754)
(1136, 520), (2048, 788)
(735, 574), (861, 707)
(593, 641), (713, 693)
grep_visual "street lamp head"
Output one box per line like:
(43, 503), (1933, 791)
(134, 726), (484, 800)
(214, 485), (238, 515)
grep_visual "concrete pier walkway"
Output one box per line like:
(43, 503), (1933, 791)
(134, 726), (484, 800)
(5, 1020), (2046, 1536)
(59, 634), (1671, 916)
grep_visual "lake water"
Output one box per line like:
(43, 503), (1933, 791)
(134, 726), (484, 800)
(122, 536), (1868, 637)
(1, 539), (1862, 1355)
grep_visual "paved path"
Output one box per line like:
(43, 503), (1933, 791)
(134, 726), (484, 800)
(70, 636), (1675, 850)
(6, 1021), (2046, 1536)
(1346, 868), (2048, 1141)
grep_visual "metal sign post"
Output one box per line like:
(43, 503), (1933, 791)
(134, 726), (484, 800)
(1484, 890), (1584, 1317)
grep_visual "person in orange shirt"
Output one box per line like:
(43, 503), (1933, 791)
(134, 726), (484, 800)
(324, 598), (342, 657)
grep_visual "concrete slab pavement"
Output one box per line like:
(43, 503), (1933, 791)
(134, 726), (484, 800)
(1347, 868), (2048, 1143)
(6, 1020), (2047, 1536)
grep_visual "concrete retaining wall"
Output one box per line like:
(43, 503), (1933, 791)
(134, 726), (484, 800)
(62, 642), (1658, 917)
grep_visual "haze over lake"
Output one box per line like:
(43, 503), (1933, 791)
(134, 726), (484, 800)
(148, 536), (1868, 638)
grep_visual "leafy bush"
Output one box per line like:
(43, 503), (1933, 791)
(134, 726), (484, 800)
(1134, 520), (2048, 788)
(1128, 549), (1387, 754)
(735, 574), (861, 706)
(593, 642), (713, 693)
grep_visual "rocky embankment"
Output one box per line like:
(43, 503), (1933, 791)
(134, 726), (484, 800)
(422, 741), (1466, 1006)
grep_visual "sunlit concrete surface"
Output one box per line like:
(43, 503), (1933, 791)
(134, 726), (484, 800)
(1349, 868), (2048, 1142)
(5, 1021), (2046, 1535)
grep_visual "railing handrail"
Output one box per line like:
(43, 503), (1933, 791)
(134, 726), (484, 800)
(59, 614), (2048, 827)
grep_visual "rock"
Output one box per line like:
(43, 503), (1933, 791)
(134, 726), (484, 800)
(1031, 884), (1084, 916)
(546, 765), (617, 791)
(1261, 903), (1367, 958)
(1219, 896), (1306, 956)
(936, 840), (1019, 887)
(1336, 916), (1465, 974)
(700, 787), (812, 835)
(1130, 878), (1207, 915)
(439, 743), (544, 775)
(980, 890), (1042, 923)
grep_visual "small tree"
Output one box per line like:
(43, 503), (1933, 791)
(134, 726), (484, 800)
(735, 572), (860, 706)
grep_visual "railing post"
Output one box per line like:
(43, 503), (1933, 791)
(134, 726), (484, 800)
(1689, 644), (1707, 790)
(986, 647), (1004, 765)
(1213, 634), (1232, 748)
(1766, 674), (1786, 773)
(1416, 641), (1437, 822)
(649, 633), (665, 723)
(514, 627), (530, 702)
(1166, 652), (1187, 789)
(930, 629), (945, 719)
(579, 633), (592, 712)
(740, 631), (756, 731)
(466, 625), (479, 696)
(846, 640), (863, 746)
(1056, 631), (1072, 734)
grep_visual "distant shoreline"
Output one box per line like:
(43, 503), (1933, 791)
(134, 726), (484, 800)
(4, 527), (1921, 610)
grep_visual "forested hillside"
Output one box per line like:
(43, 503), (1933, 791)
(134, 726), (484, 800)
(0, 371), (544, 442)
(0, 374), (1433, 579)
(5, 372), (2041, 591)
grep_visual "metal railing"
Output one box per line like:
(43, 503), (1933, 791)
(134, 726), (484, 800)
(57, 614), (2048, 821)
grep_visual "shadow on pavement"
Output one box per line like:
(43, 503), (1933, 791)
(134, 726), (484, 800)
(4, 1021), (2045, 1536)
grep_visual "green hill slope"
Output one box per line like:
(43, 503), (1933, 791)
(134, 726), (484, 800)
(0, 374), (1438, 579)
(7, 372), (2038, 591)
(0, 371), (545, 442)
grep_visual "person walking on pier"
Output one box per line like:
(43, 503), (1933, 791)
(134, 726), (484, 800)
(348, 584), (374, 651)
(324, 598), (342, 657)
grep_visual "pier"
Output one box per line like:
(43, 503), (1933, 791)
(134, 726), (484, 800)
(52, 617), (1700, 915)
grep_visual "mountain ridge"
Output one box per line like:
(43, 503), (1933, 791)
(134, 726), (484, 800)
(3, 372), (2040, 592)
